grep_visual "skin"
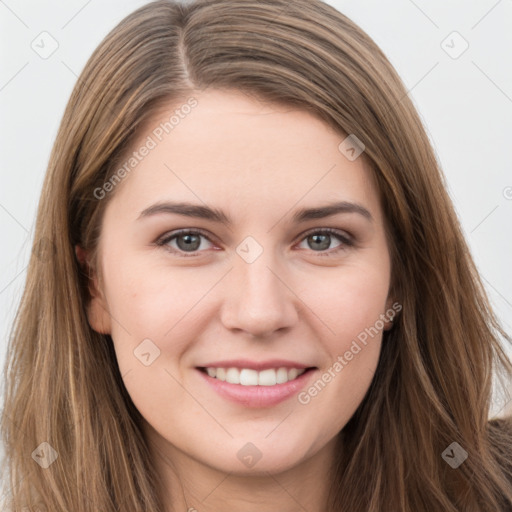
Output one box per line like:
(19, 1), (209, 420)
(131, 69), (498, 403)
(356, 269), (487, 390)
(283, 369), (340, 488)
(79, 88), (394, 511)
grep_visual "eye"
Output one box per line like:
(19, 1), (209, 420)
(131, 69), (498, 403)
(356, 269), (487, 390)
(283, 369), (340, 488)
(296, 228), (353, 256)
(156, 227), (354, 258)
(156, 229), (215, 257)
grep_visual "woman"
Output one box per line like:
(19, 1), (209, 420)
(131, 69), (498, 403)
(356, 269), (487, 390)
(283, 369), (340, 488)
(1, 0), (511, 510)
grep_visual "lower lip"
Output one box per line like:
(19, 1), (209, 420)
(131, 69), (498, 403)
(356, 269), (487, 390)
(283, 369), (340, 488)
(196, 368), (316, 408)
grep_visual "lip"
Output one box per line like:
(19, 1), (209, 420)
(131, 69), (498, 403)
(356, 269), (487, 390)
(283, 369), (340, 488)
(198, 359), (311, 371)
(196, 365), (317, 408)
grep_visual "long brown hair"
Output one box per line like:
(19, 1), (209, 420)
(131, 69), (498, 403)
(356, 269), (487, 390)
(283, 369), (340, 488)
(2, 0), (511, 510)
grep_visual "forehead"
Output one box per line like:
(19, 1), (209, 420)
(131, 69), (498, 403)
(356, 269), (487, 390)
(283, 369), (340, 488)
(107, 88), (381, 223)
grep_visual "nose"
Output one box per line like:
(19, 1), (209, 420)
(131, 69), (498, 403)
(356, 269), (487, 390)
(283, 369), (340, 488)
(220, 249), (299, 338)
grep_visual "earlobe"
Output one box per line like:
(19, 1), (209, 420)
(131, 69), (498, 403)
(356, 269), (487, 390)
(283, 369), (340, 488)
(75, 244), (112, 334)
(383, 297), (398, 331)
(383, 318), (394, 332)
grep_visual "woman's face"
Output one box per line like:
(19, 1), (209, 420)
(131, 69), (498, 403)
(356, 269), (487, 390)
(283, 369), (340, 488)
(85, 88), (393, 476)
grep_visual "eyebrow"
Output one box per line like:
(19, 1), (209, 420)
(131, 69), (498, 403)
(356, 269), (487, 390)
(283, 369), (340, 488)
(138, 200), (373, 225)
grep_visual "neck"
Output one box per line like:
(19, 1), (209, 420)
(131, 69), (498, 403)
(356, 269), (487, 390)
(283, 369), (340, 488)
(144, 424), (338, 512)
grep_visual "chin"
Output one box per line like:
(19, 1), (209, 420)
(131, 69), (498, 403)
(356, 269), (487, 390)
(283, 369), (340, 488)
(211, 453), (303, 476)
(196, 435), (315, 476)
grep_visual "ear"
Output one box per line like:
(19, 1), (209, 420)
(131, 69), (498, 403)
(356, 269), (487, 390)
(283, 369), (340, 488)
(383, 296), (398, 331)
(75, 244), (112, 334)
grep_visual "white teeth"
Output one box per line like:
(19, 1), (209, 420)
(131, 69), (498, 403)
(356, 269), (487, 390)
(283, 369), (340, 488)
(240, 369), (258, 386)
(258, 368), (276, 386)
(288, 368), (299, 380)
(204, 366), (307, 385)
(276, 367), (288, 384)
(226, 367), (240, 384)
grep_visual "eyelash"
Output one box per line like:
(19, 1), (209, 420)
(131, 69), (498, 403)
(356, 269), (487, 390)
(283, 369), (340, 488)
(155, 228), (354, 258)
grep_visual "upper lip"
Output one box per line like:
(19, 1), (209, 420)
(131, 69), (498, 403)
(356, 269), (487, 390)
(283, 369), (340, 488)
(198, 359), (315, 371)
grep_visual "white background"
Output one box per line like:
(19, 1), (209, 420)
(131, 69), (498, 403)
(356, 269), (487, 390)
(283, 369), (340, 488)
(1, 0), (511, 443)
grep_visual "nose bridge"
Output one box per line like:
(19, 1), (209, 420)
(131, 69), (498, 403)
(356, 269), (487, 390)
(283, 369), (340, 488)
(221, 236), (298, 336)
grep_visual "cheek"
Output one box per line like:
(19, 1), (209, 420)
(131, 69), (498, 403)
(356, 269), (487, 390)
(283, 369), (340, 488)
(295, 263), (388, 411)
(100, 256), (210, 425)
(296, 306), (384, 442)
(302, 261), (390, 344)
(103, 251), (213, 335)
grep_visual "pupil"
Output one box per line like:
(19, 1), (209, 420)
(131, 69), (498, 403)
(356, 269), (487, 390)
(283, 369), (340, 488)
(178, 234), (200, 251)
(310, 234), (329, 251)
